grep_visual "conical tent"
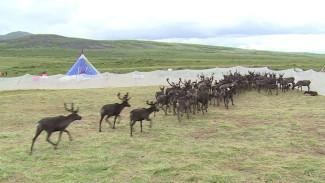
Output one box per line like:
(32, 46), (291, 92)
(66, 54), (100, 76)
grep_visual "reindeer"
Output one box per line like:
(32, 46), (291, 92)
(99, 93), (131, 132)
(155, 93), (171, 115)
(176, 93), (191, 122)
(223, 87), (235, 109)
(265, 84), (279, 95)
(130, 101), (159, 136)
(165, 78), (181, 95)
(304, 91), (318, 96)
(281, 84), (291, 93)
(30, 103), (81, 155)
(277, 74), (295, 89)
(294, 80), (311, 91)
(197, 90), (209, 114)
(210, 85), (221, 106)
(155, 86), (165, 98)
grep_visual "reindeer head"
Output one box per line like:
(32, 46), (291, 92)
(146, 100), (159, 112)
(64, 103), (82, 120)
(118, 92), (131, 107)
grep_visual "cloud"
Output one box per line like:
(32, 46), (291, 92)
(1, 0), (325, 52)
(156, 34), (325, 53)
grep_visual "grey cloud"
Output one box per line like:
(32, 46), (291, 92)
(86, 20), (325, 40)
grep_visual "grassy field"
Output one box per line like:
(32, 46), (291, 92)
(1, 35), (325, 76)
(0, 86), (324, 182)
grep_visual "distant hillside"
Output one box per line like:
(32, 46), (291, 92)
(0, 32), (324, 76)
(0, 33), (322, 56)
(0, 34), (119, 49)
(0, 31), (32, 41)
(0, 33), (240, 52)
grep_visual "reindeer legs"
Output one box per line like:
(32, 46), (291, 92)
(113, 115), (119, 129)
(46, 132), (57, 149)
(130, 120), (136, 136)
(140, 121), (143, 132)
(30, 126), (43, 155)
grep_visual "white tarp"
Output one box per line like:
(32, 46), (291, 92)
(0, 66), (324, 95)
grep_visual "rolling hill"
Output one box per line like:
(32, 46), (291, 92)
(0, 31), (32, 41)
(0, 32), (324, 76)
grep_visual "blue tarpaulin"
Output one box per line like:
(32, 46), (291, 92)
(66, 54), (100, 76)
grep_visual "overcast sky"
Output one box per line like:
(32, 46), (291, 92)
(1, 0), (325, 53)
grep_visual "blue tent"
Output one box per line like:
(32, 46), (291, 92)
(66, 54), (100, 76)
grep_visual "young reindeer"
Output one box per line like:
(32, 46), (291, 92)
(99, 93), (131, 132)
(130, 101), (159, 136)
(30, 103), (81, 155)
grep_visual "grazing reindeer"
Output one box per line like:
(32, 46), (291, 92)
(30, 103), (81, 155)
(99, 93), (131, 132)
(130, 101), (159, 136)
(294, 80), (311, 91)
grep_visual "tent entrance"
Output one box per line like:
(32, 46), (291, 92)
(78, 66), (88, 74)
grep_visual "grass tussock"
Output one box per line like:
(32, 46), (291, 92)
(0, 86), (324, 183)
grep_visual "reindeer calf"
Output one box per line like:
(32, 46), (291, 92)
(30, 103), (81, 155)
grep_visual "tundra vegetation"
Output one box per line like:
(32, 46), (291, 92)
(0, 86), (324, 183)
(1, 35), (325, 76)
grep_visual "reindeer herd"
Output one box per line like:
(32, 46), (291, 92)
(30, 71), (316, 154)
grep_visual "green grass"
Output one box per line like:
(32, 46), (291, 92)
(0, 36), (325, 76)
(0, 87), (324, 182)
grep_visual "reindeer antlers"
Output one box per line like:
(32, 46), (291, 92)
(117, 92), (130, 101)
(64, 102), (79, 113)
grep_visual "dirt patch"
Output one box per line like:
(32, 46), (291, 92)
(185, 127), (218, 139)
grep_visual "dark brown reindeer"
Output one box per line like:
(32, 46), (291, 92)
(197, 90), (209, 114)
(30, 103), (81, 155)
(99, 93), (131, 132)
(130, 101), (159, 136)
(223, 87), (235, 109)
(166, 78), (181, 95)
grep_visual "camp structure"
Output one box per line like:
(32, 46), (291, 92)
(66, 53), (100, 76)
